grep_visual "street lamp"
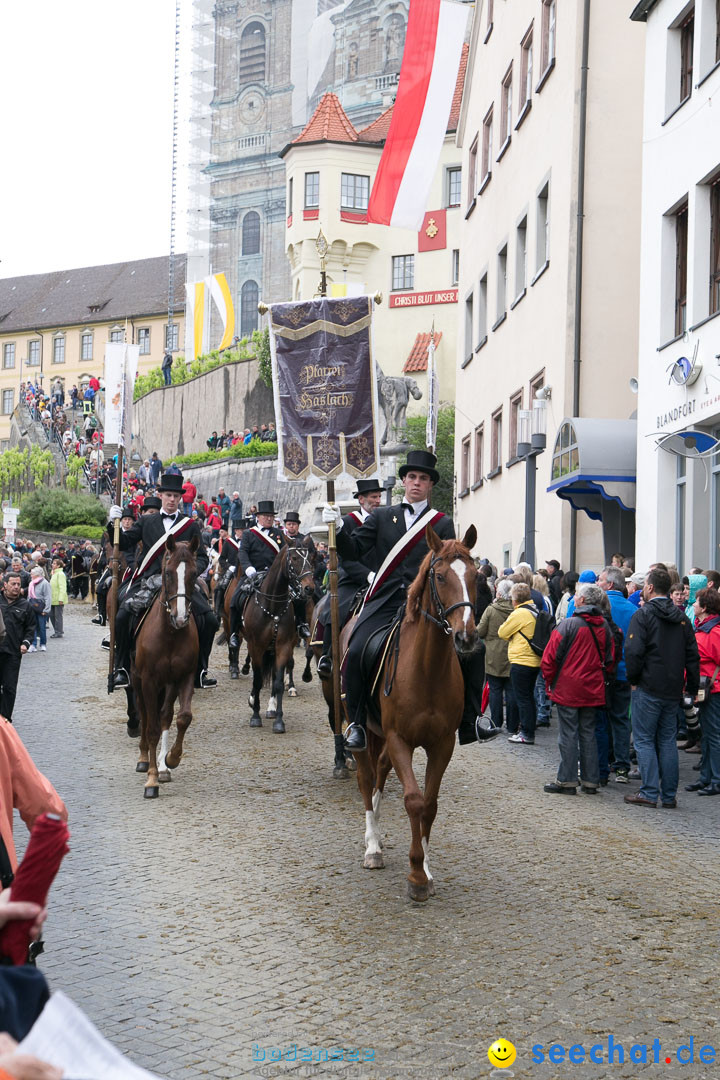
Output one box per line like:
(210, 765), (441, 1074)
(316, 229), (329, 298)
(517, 394), (549, 568)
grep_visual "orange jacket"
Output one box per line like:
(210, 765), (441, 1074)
(0, 719), (67, 871)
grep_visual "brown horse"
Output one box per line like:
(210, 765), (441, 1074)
(242, 540), (315, 733)
(353, 524), (479, 901)
(132, 535), (200, 799)
(308, 594), (358, 780)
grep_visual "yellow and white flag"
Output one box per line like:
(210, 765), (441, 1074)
(185, 280), (205, 361)
(207, 272), (235, 350)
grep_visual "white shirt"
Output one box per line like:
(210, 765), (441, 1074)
(161, 511), (179, 533)
(402, 498), (427, 531)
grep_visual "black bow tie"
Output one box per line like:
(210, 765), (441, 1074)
(161, 512), (176, 519)
(401, 503), (416, 514)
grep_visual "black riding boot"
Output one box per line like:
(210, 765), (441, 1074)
(293, 597), (310, 641)
(229, 604), (243, 649)
(193, 605), (219, 688)
(457, 647), (499, 744)
(113, 608), (132, 687)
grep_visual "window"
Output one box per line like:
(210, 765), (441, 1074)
(468, 137), (478, 206)
(491, 409), (503, 474)
(541, 0), (556, 74)
(341, 173), (370, 211)
(52, 335), (65, 363)
(81, 332), (93, 361)
(1, 389), (13, 415)
(165, 323), (179, 351)
(447, 167), (462, 208)
(478, 273), (488, 342)
(496, 245), (508, 323)
(461, 435), (471, 493)
(239, 21), (266, 84)
(27, 340), (40, 366)
(680, 11), (694, 102)
(520, 26), (534, 113)
(481, 108), (493, 182)
(452, 249), (460, 286)
(711, 180), (720, 315)
(287, 177), (293, 216)
(500, 65), (513, 147)
(530, 370), (546, 401)
(474, 425), (484, 485)
(675, 202), (689, 335)
(536, 182), (550, 271)
(3, 344), (15, 370)
(392, 255), (414, 291)
(241, 280), (259, 336)
(515, 217), (528, 297)
(551, 420), (580, 481)
(304, 172), (319, 210)
(509, 390), (523, 459)
(464, 291), (474, 362)
(137, 328), (150, 355)
(109, 328), (124, 343)
(242, 211), (261, 255)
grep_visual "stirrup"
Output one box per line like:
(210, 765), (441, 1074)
(113, 668), (130, 688)
(475, 715), (501, 742)
(198, 669), (217, 689)
(343, 723), (367, 751)
(317, 655), (332, 679)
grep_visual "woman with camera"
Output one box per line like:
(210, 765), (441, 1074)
(688, 587), (720, 796)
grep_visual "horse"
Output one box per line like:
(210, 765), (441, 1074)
(351, 524), (479, 902)
(308, 594), (358, 780)
(241, 540), (315, 733)
(131, 534), (200, 799)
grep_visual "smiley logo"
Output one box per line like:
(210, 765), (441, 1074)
(488, 1039), (517, 1068)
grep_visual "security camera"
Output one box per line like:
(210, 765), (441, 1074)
(534, 385), (552, 401)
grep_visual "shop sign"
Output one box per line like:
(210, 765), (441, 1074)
(389, 289), (458, 308)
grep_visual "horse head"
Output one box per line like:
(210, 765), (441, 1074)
(285, 539), (316, 597)
(162, 533), (199, 630)
(407, 525), (479, 653)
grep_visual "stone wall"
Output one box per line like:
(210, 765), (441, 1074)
(132, 359), (274, 462)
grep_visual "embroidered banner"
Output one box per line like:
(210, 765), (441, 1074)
(266, 296), (380, 481)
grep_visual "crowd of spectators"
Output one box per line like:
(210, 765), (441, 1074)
(206, 423), (276, 450)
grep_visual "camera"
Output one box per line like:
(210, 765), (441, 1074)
(682, 694), (700, 733)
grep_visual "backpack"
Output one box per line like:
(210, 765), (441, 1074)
(518, 604), (555, 657)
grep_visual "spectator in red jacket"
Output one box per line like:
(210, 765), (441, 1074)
(182, 478), (197, 515)
(541, 582), (616, 796)
(689, 587), (720, 796)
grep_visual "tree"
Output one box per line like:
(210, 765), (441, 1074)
(404, 406), (455, 517)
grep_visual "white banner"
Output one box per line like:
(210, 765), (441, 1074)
(103, 343), (139, 447)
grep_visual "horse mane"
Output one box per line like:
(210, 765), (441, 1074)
(405, 539), (471, 623)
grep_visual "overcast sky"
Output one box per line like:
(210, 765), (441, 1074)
(0, 0), (189, 280)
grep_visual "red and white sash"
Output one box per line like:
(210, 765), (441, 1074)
(220, 536), (240, 553)
(363, 508), (445, 607)
(249, 526), (281, 555)
(347, 510), (365, 527)
(131, 516), (195, 582)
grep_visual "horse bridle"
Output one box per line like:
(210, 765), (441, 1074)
(252, 546), (314, 622)
(161, 557), (193, 615)
(421, 554), (474, 636)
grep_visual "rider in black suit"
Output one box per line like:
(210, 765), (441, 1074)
(109, 473), (218, 689)
(228, 500), (287, 647)
(324, 450), (493, 752)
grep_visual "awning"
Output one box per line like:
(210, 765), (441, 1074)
(546, 418), (636, 520)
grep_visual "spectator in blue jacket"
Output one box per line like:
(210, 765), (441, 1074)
(598, 566), (641, 781)
(565, 569), (598, 619)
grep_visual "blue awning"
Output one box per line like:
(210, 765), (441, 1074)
(547, 418), (636, 519)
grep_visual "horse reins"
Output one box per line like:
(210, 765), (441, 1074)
(421, 554), (474, 636)
(251, 548), (314, 636)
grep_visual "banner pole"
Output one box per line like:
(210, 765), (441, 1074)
(326, 479), (343, 736)
(107, 444), (124, 694)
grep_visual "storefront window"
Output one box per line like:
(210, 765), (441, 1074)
(551, 420), (579, 480)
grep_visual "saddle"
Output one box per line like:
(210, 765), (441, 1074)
(341, 605), (405, 708)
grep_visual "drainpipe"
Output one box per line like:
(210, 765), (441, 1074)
(569, 0), (591, 572)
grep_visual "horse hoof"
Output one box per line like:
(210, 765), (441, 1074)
(136, 761), (149, 773)
(301, 671), (313, 683)
(265, 710), (276, 720)
(427, 879), (436, 897)
(230, 670), (239, 680)
(332, 764), (349, 780)
(407, 880), (430, 903)
(287, 687), (297, 698)
(127, 724), (140, 739)
(250, 717), (263, 728)
(158, 771), (172, 783)
(272, 719), (286, 734)
(241, 664), (251, 675)
(143, 786), (159, 799)
(363, 852), (385, 870)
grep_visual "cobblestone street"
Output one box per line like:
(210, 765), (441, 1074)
(11, 601), (720, 1079)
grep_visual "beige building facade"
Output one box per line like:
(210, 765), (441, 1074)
(454, 0), (645, 570)
(280, 65), (467, 413)
(0, 256), (186, 447)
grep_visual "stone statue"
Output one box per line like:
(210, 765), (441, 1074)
(375, 363), (422, 449)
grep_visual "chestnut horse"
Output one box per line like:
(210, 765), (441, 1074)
(242, 540), (315, 733)
(353, 524), (479, 901)
(132, 535), (200, 799)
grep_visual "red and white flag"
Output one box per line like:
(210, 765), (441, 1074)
(367, 0), (468, 230)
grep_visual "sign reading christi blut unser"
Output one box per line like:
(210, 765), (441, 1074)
(267, 296), (380, 482)
(389, 289), (458, 308)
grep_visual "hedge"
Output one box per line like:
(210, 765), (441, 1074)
(19, 489), (107, 532)
(62, 525), (105, 540)
(170, 439), (277, 468)
(133, 329), (269, 401)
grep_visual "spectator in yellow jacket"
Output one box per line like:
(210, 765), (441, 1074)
(50, 559), (67, 640)
(498, 582), (542, 745)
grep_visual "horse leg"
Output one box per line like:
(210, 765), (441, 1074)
(133, 677), (149, 773)
(371, 745), (393, 822)
(228, 638), (239, 679)
(157, 688), (176, 783)
(385, 731), (428, 901)
(356, 741), (384, 869)
(302, 645), (313, 683)
(125, 686), (140, 738)
(249, 661), (263, 727)
(142, 681), (161, 799)
(268, 664), (286, 733)
(241, 649), (251, 675)
(166, 676), (194, 770)
(285, 655), (297, 698)
(419, 735), (455, 898)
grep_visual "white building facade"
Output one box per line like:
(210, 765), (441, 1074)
(454, 0), (645, 570)
(632, 0), (720, 573)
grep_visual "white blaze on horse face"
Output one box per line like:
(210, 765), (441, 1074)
(176, 561), (186, 623)
(450, 559), (472, 629)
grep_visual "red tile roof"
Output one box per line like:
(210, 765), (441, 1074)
(356, 106), (394, 144)
(447, 43), (469, 132)
(403, 331), (443, 373)
(292, 93), (358, 145)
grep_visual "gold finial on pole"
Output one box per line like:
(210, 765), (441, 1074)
(257, 301), (269, 315)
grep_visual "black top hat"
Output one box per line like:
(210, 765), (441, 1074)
(235, 518), (249, 530)
(284, 511), (301, 523)
(121, 505), (135, 519)
(353, 478), (384, 498)
(157, 473), (184, 493)
(398, 450), (439, 484)
(256, 500), (275, 516)
(142, 496), (162, 511)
